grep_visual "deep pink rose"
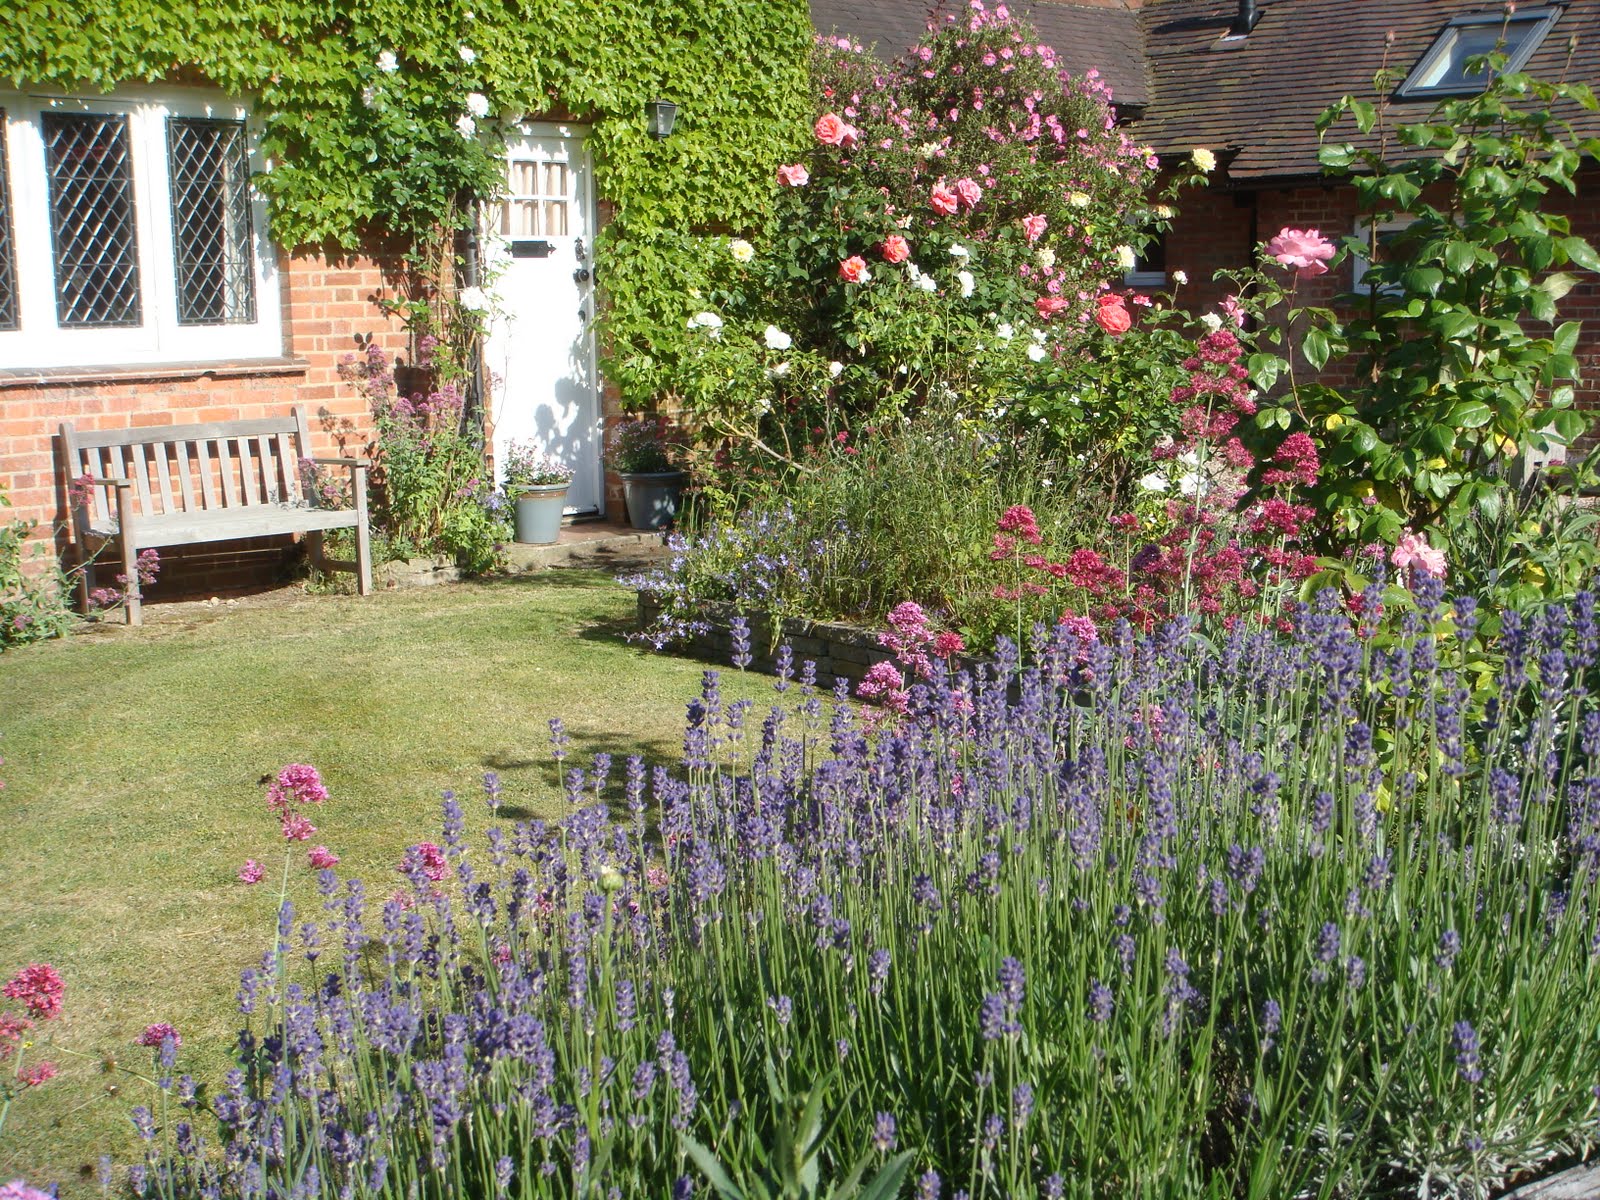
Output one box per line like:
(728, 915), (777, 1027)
(881, 235), (910, 264)
(814, 113), (847, 146)
(1265, 228), (1335, 277)
(1021, 213), (1047, 242)
(954, 177), (982, 209)
(1034, 295), (1070, 319)
(839, 256), (870, 283)
(777, 163), (809, 187)
(1094, 293), (1131, 335)
(929, 182), (959, 215)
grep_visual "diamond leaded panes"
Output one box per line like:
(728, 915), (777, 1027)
(43, 112), (143, 328)
(168, 118), (256, 325)
(0, 115), (17, 331)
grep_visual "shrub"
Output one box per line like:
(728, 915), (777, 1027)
(134, 583), (1600, 1197)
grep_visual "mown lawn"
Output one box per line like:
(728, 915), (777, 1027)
(0, 572), (765, 1192)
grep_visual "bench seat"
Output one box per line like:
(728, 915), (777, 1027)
(84, 503), (363, 548)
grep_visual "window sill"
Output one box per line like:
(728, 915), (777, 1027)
(0, 356), (310, 389)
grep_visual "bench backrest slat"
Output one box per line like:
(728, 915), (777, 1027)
(195, 439), (218, 509)
(217, 439), (241, 508)
(175, 443), (197, 511)
(150, 441), (176, 514)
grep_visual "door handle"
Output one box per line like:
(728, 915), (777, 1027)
(573, 267), (591, 283)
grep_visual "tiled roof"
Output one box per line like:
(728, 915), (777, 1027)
(1131, 0), (1600, 181)
(809, 0), (1151, 109)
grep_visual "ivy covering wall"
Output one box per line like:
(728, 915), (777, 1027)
(2, 0), (814, 402)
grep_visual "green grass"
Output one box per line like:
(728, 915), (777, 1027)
(0, 573), (765, 1192)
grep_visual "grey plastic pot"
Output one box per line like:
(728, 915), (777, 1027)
(513, 484), (569, 544)
(620, 471), (685, 530)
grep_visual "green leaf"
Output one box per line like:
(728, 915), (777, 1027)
(681, 1135), (746, 1200)
(1248, 352), (1285, 391)
(1443, 241), (1476, 274)
(854, 1153), (916, 1200)
(1554, 321), (1581, 356)
(1302, 326), (1331, 371)
(1449, 399), (1494, 428)
(1564, 236), (1600, 272)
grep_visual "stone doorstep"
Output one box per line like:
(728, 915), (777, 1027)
(503, 527), (666, 574)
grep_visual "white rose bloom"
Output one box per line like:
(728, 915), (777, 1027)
(917, 275), (937, 293)
(1192, 147), (1217, 173)
(1026, 343), (1047, 363)
(455, 114), (477, 138)
(729, 239), (755, 263)
(1155, 205), (1174, 220)
(377, 50), (399, 73)
(466, 92), (490, 119)
(958, 270), (975, 298)
(1034, 248), (1056, 270)
(1115, 245), (1137, 272)
(828, 361), (844, 377)
(1031, 328), (1047, 344)
(949, 244), (970, 259)
(458, 286), (491, 313)
(1172, 269), (1188, 285)
(907, 263), (923, 281)
(1178, 449), (1201, 467)
(768, 361), (791, 378)
(459, 45), (478, 63)
(1137, 471), (1169, 493)
(1067, 191), (1091, 208)
(763, 325), (792, 351)
(1178, 472), (1206, 497)
(361, 85), (379, 108)
(1199, 312), (1223, 332)
(691, 311), (723, 339)
(996, 323), (1014, 340)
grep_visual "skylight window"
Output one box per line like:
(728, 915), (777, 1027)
(1399, 8), (1560, 98)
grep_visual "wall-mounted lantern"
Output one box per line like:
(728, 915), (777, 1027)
(645, 99), (679, 140)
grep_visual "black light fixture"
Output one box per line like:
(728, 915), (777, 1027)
(645, 99), (679, 140)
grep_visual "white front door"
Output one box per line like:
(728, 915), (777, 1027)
(483, 124), (602, 515)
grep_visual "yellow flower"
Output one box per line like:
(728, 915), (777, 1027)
(1191, 147), (1217, 173)
(1067, 191), (1091, 208)
(1324, 413), (1346, 431)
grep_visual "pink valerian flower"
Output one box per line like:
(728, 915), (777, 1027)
(776, 163), (810, 187)
(930, 181), (959, 215)
(237, 859), (265, 884)
(1094, 293), (1131, 335)
(0, 1012), (31, 1059)
(856, 661), (909, 714)
(307, 845), (341, 870)
(932, 631), (966, 659)
(266, 763), (329, 817)
(814, 112), (848, 145)
(1020, 213), (1047, 242)
(280, 812), (318, 842)
(1392, 532), (1447, 579)
(67, 474), (97, 510)
(1260, 432), (1320, 488)
(137, 1023), (181, 1050)
(881, 235), (911, 264)
(997, 504), (1043, 544)
(953, 177), (982, 209)
(3, 964), (63, 1021)
(18, 1062), (57, 1088)
(1265, 227), (1335, 277)
(1058, 611), (1099, 651)
(1, 1181), (56, 1200)
(839, 256), (871, 283)
(402, 842), (450, 883)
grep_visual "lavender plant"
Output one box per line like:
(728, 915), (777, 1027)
(136, 580), (1600, 1199)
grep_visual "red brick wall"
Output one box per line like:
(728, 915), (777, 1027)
(0, 243), (411, 598)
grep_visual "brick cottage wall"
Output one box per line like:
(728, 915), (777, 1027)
(0, 243), (412, 599)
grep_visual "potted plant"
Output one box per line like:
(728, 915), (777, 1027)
(608, 416), (685, 531)
(502, 441), (573, 544)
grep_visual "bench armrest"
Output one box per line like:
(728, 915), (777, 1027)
(84, 476), (136, 488)
(310, 456), (371, 469)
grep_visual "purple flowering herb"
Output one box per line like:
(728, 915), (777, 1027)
(872, 1110), (897, 1152)
(867, 948), (891, 998)
(1454, 1021), (1484, 1083)
(730, 614), (753, 670)
(917, 1170), (941, 1200)
(1088, 979), (1113, 1024)
(1437, 929), (1460, 972)
(767, 994), (792, 1027)
(1012, 1083), (1035, 1126)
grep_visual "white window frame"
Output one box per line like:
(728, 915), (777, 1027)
(1122, 229), (1167, 288)
(0, 86), (283, 370)
(1397, 8), (1560, 99)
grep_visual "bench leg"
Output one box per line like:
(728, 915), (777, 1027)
(121, 539), (142, 626)
(77, 545), (95, 615)
(352, 465), (373, 596)
(305, 530), (326, 572)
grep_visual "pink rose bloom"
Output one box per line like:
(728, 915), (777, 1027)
(840, 123), (861, 148)
(238, 859), (265, 884)
(776, 163), (809, 187)
(137, 1022), (181, 1049)
(814, 113), (847, 146)
(881, 235), (911, 264)
(1392, 532), (1447, 579)
(308, 845), (341, 870)
(1265, 227), (1335, 277)
(1220, 296), (1245, 328)
(1094, 294), (1132, 335)
(1021, 213), (1047, 242)
(929, 182), (959, 215)
(839, 255), (870, 283)
(954, 177), (982, 209)
(1035, 295), (1070, 319)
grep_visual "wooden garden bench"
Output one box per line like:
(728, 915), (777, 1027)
(59, 406), (372, 624)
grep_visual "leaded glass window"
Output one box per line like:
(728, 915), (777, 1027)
(42, 111), (142, 328)
(168, 117), (256, 325)
(0, 115), (17, 332)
